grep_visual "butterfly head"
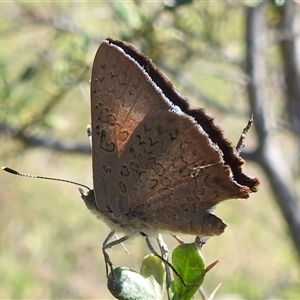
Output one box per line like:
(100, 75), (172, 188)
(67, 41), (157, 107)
(79, 188), (98, 212)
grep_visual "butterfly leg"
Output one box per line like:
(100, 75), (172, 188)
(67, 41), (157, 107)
(102, 231), (129, 278)
(102, 231), (115, 277)
(114, 233), (131, 256)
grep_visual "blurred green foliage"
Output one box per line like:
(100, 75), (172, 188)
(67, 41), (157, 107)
(1, 1), (299, 299)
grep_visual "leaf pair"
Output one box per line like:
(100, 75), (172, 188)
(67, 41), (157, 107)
(108, 243), (207, 300)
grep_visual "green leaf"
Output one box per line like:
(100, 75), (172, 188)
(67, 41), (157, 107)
(171, 243), (206, 300)
(140, 254), (166, 295)
(107, 265), (164, 300)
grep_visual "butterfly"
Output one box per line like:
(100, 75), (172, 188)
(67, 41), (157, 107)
(79, 38), (259, 273)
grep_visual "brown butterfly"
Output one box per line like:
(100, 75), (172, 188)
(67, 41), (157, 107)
(80, 38), (259, 272)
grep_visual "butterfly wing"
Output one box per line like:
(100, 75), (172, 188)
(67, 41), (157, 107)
(91, 40), (170, 215)
(115, 110), (251, 235)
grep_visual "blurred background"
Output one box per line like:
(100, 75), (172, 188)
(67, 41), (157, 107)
(1, 1), (300, 299)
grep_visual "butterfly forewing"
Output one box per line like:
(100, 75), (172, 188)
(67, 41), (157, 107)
(91, 41), (171, 215)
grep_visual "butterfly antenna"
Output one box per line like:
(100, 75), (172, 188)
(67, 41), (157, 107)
(2, 166), (91, 191)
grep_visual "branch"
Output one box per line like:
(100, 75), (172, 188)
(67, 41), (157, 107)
(1, 122), (90, 154)
(245, 2), (300, 263)
(277, 1), (300, 136)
